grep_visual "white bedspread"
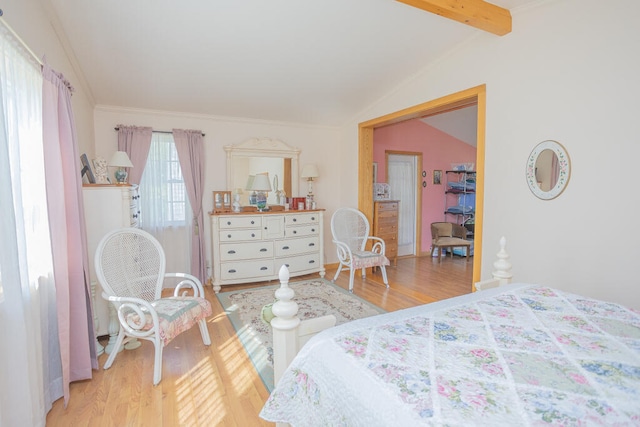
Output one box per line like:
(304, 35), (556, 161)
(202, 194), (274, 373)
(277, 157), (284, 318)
(260, 284), (640, 426)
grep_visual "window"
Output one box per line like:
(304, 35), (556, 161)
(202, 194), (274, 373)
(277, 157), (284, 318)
(139, 132), (191, 228)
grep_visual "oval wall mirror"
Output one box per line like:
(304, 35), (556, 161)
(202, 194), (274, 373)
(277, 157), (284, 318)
(525, 140), (570, 200)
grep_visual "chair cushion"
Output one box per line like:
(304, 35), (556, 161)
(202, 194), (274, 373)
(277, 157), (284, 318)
(433, 237), (471, 247)
(127, 297), (212, 346)
(352, 252), (390, 269)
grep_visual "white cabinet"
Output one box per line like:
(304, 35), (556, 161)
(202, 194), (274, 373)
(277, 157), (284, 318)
(210, 210), (325, 292)
(83, 184), (140, 336)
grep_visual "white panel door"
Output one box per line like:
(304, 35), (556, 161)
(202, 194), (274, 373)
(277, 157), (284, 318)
(387, 154), (417, 256)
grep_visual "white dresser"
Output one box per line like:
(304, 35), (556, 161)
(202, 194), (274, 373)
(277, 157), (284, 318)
(210, 210), (325, 292)
(83, 184), (140, 336)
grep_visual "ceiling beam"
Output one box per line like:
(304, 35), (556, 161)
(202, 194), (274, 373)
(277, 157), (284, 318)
(396, 0), (512, 36)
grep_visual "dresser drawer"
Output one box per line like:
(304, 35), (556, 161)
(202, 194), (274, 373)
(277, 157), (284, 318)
(376, 201), (398, 212)
(286, 224), (320, 238)
(377, 222), (398, 233)
(275, 236), (319, 257)
(220, 260), (274, 280)
(279, 253), (321, 274)
(218, 215), (262, 229)
(219, 229), (262, 242)
(219, 241), (273, 261)
(284, 212), (320, 226)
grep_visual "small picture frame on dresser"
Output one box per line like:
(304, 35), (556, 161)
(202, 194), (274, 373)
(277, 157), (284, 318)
(212, 191), (232, 213)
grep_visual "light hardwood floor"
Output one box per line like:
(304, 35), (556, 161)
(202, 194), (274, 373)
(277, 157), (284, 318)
(46, 254), (473, 426)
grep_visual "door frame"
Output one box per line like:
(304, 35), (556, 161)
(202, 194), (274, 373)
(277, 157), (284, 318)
(385, 150), (422, 256)
(358, 85), (486, 285)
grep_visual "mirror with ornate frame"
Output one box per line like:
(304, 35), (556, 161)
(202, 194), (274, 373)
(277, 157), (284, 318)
(225, 138), (300, 205)
(525, 140), (570, 200)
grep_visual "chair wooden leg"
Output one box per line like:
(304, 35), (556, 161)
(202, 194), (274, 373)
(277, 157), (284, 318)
(332, 264), (343, 283)
(103, 328), (125, 370)
(152, 338), (164, 386)
(348, 268), (356, 293)
(198, 319), (211, 345)
(380, 265), (389, 288)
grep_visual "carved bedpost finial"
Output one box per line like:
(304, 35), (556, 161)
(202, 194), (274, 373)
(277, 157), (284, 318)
(492, 236), (513, 285)
(271, 265), (300, 329)
(271, 265), (301, 385)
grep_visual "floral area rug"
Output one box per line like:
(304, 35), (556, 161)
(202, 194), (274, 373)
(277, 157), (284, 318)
(216, 278), (385, 392)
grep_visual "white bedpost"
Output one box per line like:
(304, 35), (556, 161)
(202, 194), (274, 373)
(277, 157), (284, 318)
(474, 236), (513, 291)
(492, 236), (512, 286)
(271, 265), (301, 386)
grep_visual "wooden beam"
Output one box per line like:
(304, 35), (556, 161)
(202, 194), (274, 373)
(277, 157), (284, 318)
(396, 0), (512, 36)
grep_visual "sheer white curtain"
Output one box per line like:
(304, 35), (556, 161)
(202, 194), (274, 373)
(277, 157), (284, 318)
(139, 132), (192, 273)
(0, 22), (61, 426)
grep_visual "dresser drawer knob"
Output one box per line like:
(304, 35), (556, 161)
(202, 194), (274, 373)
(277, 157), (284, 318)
(251, 233), (255, 237)
(293, 230), (297, 234)
(227, 221), (231, 225)
(260, 266), (268, 271)
(284, 263), (290, 267)
(308, 260), (315, 264)
(293, 218), (297, 222)
(260, 248), (267, 252)
(311, 217), (315, 221)
(282, 246), (290, 250)
(308, 243), (315, 247)
(311, 228), (315, 232)
(251, 220), (255, 224)
(227, 250), (236, 254)
(227, 234), (232, 238)
(228, 269), (236, 273)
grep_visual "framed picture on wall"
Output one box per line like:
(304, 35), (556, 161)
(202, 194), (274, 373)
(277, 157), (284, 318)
(433, 170), (442, 185)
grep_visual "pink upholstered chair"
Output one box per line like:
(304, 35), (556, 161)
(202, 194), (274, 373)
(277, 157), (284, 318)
(330, 208), (390, 292)
(94, 228), (212, 385)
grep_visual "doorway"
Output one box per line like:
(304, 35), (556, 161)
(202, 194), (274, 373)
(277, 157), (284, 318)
(358, 85), (486, 286)
(386, 152), (421, 257)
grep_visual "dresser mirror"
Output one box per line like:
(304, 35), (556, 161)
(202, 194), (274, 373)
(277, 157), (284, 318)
(525, 140), (570, 200)
(225, 138), (300, 205)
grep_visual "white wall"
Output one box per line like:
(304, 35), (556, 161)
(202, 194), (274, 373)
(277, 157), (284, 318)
(3, 0), (95, 155)
(93, 106), (341, 278)
(340, 0), (640, 308)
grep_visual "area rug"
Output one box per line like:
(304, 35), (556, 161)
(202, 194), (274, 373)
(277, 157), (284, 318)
(216, 278), (386, 392)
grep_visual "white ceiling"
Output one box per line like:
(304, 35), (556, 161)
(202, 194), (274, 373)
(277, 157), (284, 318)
(48, 0), (538, 127)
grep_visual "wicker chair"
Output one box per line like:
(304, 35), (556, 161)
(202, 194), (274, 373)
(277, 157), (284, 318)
(95, 227), (212, 385)
(431, 222), (472, 262)
(331, 207), (389, 292)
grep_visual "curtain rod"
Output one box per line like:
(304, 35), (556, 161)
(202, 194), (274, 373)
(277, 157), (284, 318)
(0, 15), (44, 67)
(114, 127), (205, 137)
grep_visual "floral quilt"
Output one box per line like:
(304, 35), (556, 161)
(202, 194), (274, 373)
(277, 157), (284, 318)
(260, 284), (640, 426)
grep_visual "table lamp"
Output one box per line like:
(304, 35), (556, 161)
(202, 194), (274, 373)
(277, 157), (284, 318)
(301, 164), (319, 207)
(109, 151), (133, 185)
(250, 173), (272, 211)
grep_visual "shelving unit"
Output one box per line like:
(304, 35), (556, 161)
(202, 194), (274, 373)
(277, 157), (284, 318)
(444, 170), (476, 239)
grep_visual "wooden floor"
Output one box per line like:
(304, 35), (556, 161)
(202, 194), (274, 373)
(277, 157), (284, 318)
(46, 254), (473, 426)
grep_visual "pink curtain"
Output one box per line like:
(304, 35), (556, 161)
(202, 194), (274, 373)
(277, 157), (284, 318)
(173, 129), (207, 282)
(42, 64), (96, 406)
(116, 125), (152, 185)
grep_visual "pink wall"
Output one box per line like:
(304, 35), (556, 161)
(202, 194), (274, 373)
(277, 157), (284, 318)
(373, 119), (476, 254)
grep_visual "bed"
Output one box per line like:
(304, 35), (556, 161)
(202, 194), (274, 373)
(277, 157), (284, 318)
(260, 242), (640, 426)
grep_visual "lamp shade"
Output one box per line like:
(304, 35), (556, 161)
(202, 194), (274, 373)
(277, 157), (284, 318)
(245, 175), (255, 191)
(301, 164), (319, 179)
(250, 173), (272, 192)
(109, 151), (133, 168)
